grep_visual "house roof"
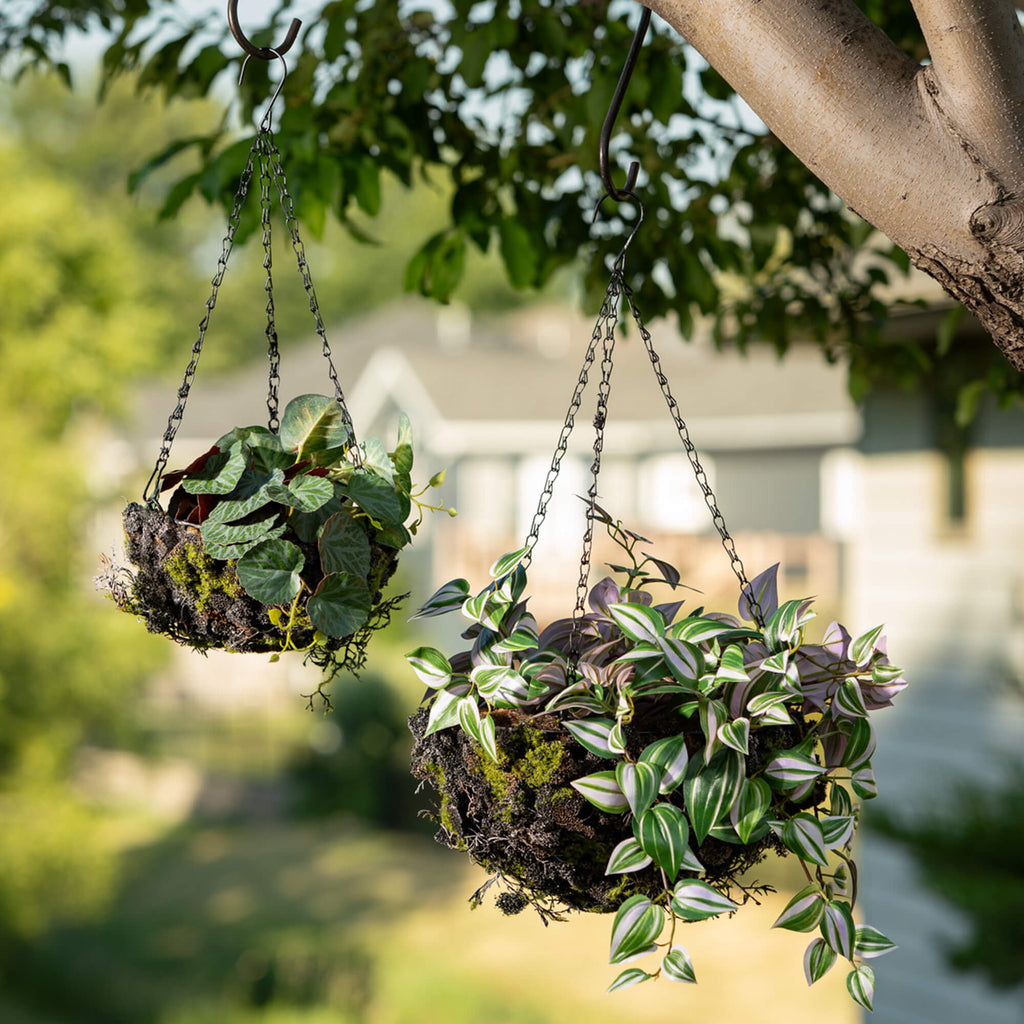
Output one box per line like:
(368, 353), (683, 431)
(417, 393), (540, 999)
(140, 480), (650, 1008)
(134, 299), (861, 455)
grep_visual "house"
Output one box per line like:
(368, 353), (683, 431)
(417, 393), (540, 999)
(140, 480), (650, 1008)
(116, 296), (1024, 1023)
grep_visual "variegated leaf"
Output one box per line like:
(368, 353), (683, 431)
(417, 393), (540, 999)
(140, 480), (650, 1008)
(718, 717), (750, 755)
(607, 602), (666, 643)
(699, 699), (728, 763)
(852, 766), (878, 799)
(830, 785), (854, 818)
(413, 578), (470, 618)
(715, 645), (749, 683)
(820, 814), (856, 850)
(772, 884), (826, 933)
(821, 900), (856, 959)
(761, 650), (789, 675)
(657, 636), (701, 683)
(608, 717), (627, 755)
(846, 963), (875, 1011)
(406, 647), (453, 689)
(491, 616), (540, 654)
(671, 880), (737, 921)
(732, 776), (772, 844)
(423, 682), (471, 735)
(683, 750), (746, 844)
(609, 895), (665, 965)
(855, 925), (898, 958)
(457, 695), (483, 740)
(782, 813), (830, 867)
(605, 837), (654, 875)
(607, 967), (655, 992)
(636, 803), (690, 880)
(850, 624), (884, 666)
(747, 688), (789, 715)
(670, 617), (745, 643)
(803, 937), (837, 985)
(471, 665), (526, 700)
(616, 762), (661, 818)
(834, 678), (868, 718)
(571, 771), (629, 814)
(640, 734), (689, 795)
(764, 752), (825, 788)
(477, 713), (499, 762)
(489, 547), (529, 579)
(661, 945), (697, 984)
(564, 717), (618, 758)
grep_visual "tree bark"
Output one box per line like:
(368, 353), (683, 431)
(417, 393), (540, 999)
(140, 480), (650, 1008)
(645, 0), (1024, 369)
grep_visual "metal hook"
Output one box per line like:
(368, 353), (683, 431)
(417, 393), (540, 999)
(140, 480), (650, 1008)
(599, 6), (652, 202)
(592, 190), (645, 266)
(239, 48), (288, 129)
(227, 0), (301, 60)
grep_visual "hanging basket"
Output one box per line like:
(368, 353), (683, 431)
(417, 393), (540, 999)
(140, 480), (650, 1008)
(404, 223), (906, 1001)
(102, 115), (440, 672)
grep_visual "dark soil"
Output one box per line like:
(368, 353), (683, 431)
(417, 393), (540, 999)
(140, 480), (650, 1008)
(114, 503), (399, 655)
(409, 703), (805, 915)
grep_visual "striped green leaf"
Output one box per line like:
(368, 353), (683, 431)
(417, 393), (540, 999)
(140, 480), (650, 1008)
(699, 699), (727, 762)
(656, 636), (701, 682)
(846, 963), (875, 1011)
(852, 767), (878, 799)
(671, 880), (737, 921)
(765, 598), (812, 649)
(747, 690), (791, 717)
(457, 695), (483, 742)
(783, 813), (830, 867)
(821, 814), (856, 850)
(733, 776), (772, 844)
(761, 650), (789, 675)
(491, 616), (540, 654)
(772, 884), (826, 933)
(412, 578), (471, 619)
(471, 666), (523, 699)
(758, 704), (795, 726)
(461, 589), (491, 623)
(821, 899), (856, 959)
(571, 771), (629, 814)
(838, 717), (875, 769)
(545, 685), (610, 716)
(607, 602), (666, 643)
(718, 717), (750, 755)
(608, 717), (627, 755)
(640, 734), (689, 795)
(850, 624), (884, 666)
(715, 645), (749, 683)
(609, 895), (664, 965)
(830, 784), (854, 818)
(605, 837), (654, 875)
(834, 678), (868, 718)
(683, 750), (746, 844)
(670, 617), (746, 643)
(489, 547), (528, 579)
(636, 803), (690, 880)
(565, 717), (618, 758)
(406, 647), (452, 689)
(477, 713), (499, 762)
(616, 762), (661, 818)
(424, 682), (472, 735)
(607, 967), (655, 992)
(661, 945), (697, 984)
(855, 925), (898, 958)
(803, 937), (837, 985)
(765, 752), (825, 788)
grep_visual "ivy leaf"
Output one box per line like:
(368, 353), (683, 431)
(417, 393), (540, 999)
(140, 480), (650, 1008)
(235, 538), (304, 605)
(671, 880), (738, 921)
(608, 895), (664, 965)
(306, 571), (371, 638)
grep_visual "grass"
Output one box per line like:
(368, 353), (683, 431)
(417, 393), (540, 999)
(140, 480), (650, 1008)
(2, 817), (858, 1024)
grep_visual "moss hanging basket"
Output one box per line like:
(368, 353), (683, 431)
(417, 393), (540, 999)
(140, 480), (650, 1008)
(107, 394), (428, 669)
(406, 514), (907, 1001)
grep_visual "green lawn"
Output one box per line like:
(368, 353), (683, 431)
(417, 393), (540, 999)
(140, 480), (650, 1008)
(1, 818), (857, 1024)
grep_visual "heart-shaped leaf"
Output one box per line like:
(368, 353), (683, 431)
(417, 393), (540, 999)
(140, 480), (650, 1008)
(609, 896), (664, 965)
(616, 761), (661, 818)
(671, 879), (737, 921)
(635, 803), (690, 880)
(319, 510), (372, 577)
(236, 539), (304, 605)
(279, 394), (350, 458)
(306, 571), (371, 638)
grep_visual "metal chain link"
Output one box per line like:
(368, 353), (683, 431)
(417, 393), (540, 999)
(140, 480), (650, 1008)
(262, 129), (362, 466)
(257, 134), (281, 433)
(142, 131), (263, 506)
(620, 279), (766, 628)
(520, 273), (623, 570)
(569, 276), (620, 654)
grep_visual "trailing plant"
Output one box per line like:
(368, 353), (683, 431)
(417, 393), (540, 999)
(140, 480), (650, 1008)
(407, 507), (904, 1010)
(108, 393), (451, 679)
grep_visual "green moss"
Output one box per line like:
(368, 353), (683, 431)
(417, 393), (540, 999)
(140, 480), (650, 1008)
(473, 748), (513, 803)
(162, 540), (243, 614)
(546, 785), (576, 808)
(511, 725), (566, 788)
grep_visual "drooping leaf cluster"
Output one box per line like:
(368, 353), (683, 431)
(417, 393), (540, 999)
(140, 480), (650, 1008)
(8, 0), (1023, 404)
(407, 510), (903, 1006)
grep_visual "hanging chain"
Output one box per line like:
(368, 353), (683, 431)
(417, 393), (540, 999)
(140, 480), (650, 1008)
(257, 134), (281, 433)
(569, 275), (620, 654)
(521, 273), (624, 570)
(142, 132), (262, 506)
(262, 129), (362, 466)
(620, 279), (765, 628)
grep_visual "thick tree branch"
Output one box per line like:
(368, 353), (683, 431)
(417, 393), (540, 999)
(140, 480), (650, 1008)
(911, 0), (1024, 176)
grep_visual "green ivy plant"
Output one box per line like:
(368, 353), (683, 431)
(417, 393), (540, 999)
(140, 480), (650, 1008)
(112, 394), (450, 679)
(407, 507), (903, 1009)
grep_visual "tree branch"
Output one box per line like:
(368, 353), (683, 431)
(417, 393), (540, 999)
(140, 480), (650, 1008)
(911, 0), (1024, 178)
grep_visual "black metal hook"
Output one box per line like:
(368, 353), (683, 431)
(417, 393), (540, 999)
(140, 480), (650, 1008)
(599, 6), (652, 202)
(227, 0), (301, 60)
